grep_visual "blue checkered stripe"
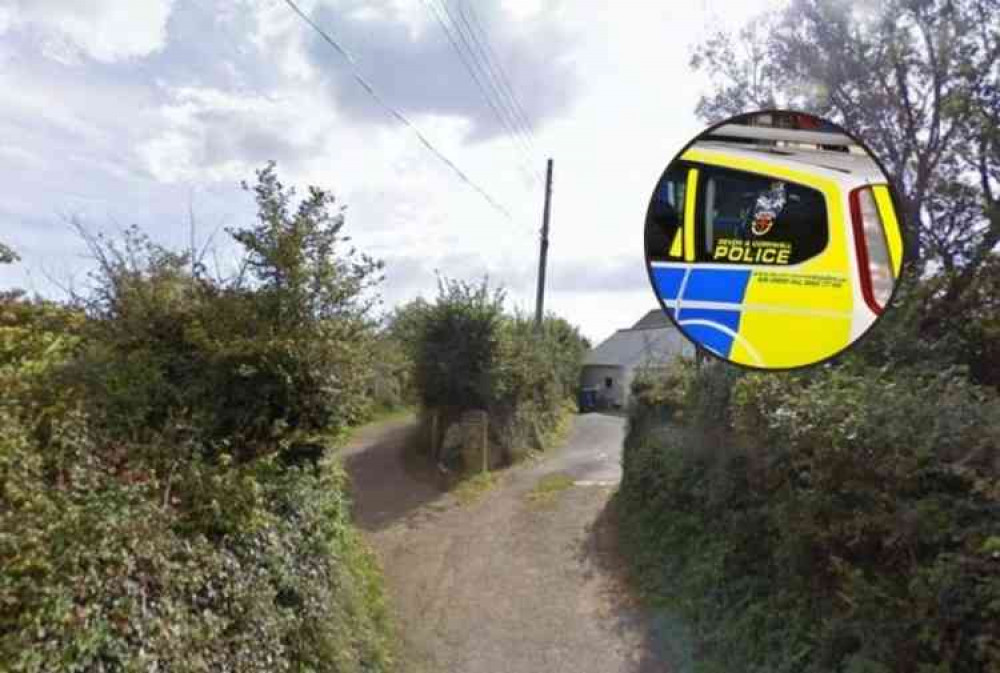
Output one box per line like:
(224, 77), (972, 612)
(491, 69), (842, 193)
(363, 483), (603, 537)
(650, 263), (752, 358)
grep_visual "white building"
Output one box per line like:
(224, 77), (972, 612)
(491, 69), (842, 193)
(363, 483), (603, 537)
(580, 310), (695, 409)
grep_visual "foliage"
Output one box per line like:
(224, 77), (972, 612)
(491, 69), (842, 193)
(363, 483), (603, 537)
(692, 0), (1000, 266)
(452, 471), (499, 506)
(384, 297), (431, 363)
(413, 277), (506, 411)
(525, 473), (574, 507)
(231, 163), (383, 326)
(691, 0), (1000, 384)
(0, 240), (19, 265)
(0, 164), (395, 671)
(625, 4), (1000, 671)
(365, 332), (414, 413)
(407, 276), (588, 467)
(536, 315), (591, 399)
(921, 252), (1000, 387)
(370, 298), (431, 414)
(1, 412), (394, 672)
(628, 357), (695, 433)
(620, 363), (1000, 672)
(72, 162), (383, 458)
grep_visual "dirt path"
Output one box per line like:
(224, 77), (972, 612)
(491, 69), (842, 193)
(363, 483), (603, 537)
(340, 413), (670, 673)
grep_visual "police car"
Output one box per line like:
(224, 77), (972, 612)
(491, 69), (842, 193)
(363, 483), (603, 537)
(645, 124), (903, 369)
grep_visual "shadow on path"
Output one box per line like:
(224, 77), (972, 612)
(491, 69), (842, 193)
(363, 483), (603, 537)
(579, 496), (697, 673)
(340, 418), (446, 532)
(343, 413), (676, 672)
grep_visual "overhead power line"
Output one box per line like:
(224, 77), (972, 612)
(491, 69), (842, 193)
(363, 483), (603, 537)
(458, 1), (541, 156)
(445, 0), (545, 190)
(423, 0), (542, 186)
(439, 0), (538, 165)
(420, 0), (538, 187)
(282, 0), (513, 221)
(448, 0), (534, 151)
(450, 0), (541, 171)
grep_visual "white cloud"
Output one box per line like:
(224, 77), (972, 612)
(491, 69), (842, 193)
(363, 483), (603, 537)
(0, 6), (13, 33)
(501, 0), (544, 22)
(136, 85), (319, 183)
(0, 144), (43, 168)
(0, 0), (796, 343)
(2, 0), (175, 63)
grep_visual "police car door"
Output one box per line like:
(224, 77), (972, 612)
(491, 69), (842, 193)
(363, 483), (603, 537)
(649, 159), (853, 369)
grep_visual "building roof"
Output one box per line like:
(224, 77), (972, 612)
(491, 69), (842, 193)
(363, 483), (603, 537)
(583, 310), (693, 368)
(629, 309), (671, 331)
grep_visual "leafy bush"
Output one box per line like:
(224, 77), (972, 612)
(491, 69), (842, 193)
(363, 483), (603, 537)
(1, 411), (393, 672)
(413, 277), (506, 413)
(72, 163), (382, 458)
(534, 315), (591, 401)
(0, 165), (395, 671)
(620, 363), (1000, 672)
(406, 276), (587, 467)
(0, 241), (19, 265)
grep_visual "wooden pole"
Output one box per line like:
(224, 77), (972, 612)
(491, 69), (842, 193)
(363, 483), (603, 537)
(534, 158), (553, 330)
(482, 415), (488, 473)
(430, 410), (438, 460)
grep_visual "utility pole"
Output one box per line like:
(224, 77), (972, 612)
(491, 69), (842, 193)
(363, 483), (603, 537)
(534, 158), (553, 330)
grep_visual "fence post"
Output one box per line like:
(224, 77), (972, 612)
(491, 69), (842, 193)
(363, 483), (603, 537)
(430, 410), (438, 461)
(482, 415), (488, 473)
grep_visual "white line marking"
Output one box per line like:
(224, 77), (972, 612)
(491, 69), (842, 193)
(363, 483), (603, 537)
(675, 266), (692, 315)
(677, 318), (765, 365)
(662, 299), (851, 320)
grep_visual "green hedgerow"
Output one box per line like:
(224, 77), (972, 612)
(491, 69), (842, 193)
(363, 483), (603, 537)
(1, 164), (396, 672)
(620, 363), (1000, 672)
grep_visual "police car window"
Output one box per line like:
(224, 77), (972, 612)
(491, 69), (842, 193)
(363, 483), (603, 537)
(659, 169), (687, 215)
(645, 166), (688, 261)
(699, 167), (828, 266)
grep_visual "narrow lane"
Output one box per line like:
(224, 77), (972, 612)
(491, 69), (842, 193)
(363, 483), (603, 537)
(342, 413), (667, 673)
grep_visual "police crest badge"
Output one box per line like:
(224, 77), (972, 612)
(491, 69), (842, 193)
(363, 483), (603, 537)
(751, 211), (775, 236)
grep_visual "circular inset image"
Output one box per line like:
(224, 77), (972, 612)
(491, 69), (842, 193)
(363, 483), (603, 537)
(644, 110), (905, 370)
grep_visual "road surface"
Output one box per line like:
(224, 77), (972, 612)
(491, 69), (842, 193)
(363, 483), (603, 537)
(341, 412), (675, 673)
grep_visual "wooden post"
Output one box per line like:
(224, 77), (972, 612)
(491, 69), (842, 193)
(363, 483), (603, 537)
(430, 410), (438, 460)
(482, 416), (488, 473)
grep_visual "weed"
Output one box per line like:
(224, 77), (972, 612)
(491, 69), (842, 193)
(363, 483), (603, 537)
(526, 472), (575, 507)
(452, 471), (498, 506)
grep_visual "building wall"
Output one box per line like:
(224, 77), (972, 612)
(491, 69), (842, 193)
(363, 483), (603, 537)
(580, 365), (626, 408)
(620, 365), (643, 409)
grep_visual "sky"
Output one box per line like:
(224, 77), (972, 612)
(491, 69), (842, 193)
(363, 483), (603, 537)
(0, 0), (781, 344)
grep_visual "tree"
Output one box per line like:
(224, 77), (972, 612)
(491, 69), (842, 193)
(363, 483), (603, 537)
(0, 241), (18, 265)
(218, 161), (386, 444)
(413, 276), (506, 411)
(538, 314), (591, 398)
(231, 161), (384, 326)
(68, 163), (386, 454)
(691, 0), (1000, 303)
(384, 297), (431, 364)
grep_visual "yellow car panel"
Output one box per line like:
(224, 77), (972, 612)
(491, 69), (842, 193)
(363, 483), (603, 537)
(679, 147), (855, 368)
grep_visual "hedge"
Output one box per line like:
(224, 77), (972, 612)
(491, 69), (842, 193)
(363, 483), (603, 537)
(619, 362), (1000, 672)
(0, 164), (395, 671)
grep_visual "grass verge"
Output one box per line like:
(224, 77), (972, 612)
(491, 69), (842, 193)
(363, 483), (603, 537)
(525, 472), (574, 507)
(451, 471), (498, 506)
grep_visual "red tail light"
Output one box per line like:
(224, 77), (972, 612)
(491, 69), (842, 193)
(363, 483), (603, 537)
(849, 186), (893, 315)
